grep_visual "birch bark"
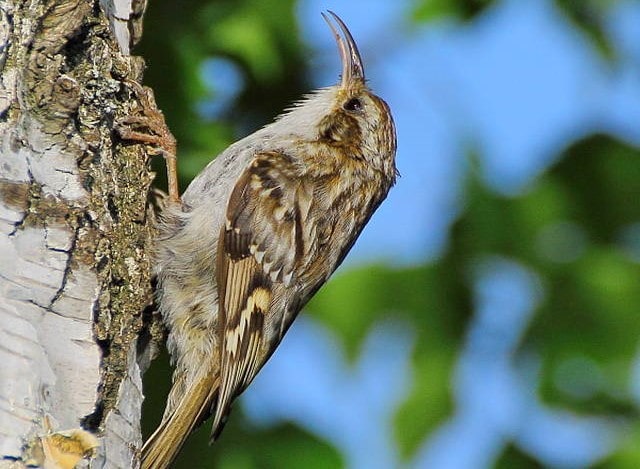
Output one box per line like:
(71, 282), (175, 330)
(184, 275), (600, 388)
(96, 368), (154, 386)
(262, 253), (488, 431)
(0, 1), (158, 467)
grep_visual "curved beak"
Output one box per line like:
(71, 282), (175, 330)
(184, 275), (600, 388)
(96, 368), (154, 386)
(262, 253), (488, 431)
(321, 11), (365, 86)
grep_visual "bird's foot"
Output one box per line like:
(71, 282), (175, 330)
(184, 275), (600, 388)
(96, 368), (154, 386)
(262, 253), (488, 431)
(116, 80), (180, 203)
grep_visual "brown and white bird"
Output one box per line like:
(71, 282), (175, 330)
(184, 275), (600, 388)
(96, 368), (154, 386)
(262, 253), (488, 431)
(142, 11), (397, 468)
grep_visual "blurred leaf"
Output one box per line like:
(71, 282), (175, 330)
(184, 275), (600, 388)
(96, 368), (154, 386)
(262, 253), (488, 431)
(555, 0), (618, 60)
(395, 349), (454, 459)
(412, 0), (496, 22)
(452, 161), (573, 266)
(595, 422), (640, 468)
(552, 135), (640, 242)
(534, 247), (640, 413)
(141, 350), (173, 439)
(496, 444), (545, 468)
(176, 420), (343, 469)
(412, 0), (465, 22)
(199, 0), (307, 130)
(308, 263), (468, 360)
(208, 13), (283, 83)
(516, 135), (640, 415)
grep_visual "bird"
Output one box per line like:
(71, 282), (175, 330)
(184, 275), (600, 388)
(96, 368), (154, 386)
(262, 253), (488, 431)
(141, 11), (397, 469)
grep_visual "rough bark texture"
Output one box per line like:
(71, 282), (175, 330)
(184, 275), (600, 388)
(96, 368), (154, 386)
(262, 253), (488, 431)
(0, 0), (158, 467)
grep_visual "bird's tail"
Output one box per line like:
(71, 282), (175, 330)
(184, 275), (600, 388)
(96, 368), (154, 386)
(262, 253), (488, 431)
(141, 374), (218, 469)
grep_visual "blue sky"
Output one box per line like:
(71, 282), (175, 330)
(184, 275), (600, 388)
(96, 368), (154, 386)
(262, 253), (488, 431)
(201, 0), (640, 467)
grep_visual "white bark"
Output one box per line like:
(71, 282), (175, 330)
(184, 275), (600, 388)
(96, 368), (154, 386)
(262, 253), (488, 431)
(0, 1), (156, 467)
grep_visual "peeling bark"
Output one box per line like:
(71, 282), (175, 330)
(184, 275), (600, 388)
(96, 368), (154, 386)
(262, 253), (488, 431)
(0, 0), (158, 467)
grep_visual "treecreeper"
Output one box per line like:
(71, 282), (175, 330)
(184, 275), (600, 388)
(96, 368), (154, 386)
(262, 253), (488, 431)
(141, 11), (397, 468)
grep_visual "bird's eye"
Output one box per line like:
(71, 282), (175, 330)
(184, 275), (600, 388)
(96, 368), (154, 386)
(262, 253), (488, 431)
(343, 97), (363, 112)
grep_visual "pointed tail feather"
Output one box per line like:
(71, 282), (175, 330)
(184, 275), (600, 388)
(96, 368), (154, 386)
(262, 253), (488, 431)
(141, 374), (218, 469)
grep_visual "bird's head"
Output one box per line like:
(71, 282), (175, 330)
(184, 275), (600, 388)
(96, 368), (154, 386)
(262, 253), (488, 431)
(271, 12), (397, 178)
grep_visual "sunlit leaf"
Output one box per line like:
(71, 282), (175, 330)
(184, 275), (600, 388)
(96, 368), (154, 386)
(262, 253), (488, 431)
(412, 0), (496, 22)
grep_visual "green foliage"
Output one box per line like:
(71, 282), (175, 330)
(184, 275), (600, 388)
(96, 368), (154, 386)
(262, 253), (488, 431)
(308, 263), (468, 359)
(525, 137), (640, 419)
(138, 0), (306, 184)
(596, 423), (640, 468)
(496, 445), (544, 469)
(175, 421), (342, 469)
(140, 0), (640, 467)
(394, 349), (455, 458)
(411, 0), (494, 22)
(555, 0), (620, 60)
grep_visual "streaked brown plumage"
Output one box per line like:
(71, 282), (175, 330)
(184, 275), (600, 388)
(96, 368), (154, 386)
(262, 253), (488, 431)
(142, 11), (397, 468)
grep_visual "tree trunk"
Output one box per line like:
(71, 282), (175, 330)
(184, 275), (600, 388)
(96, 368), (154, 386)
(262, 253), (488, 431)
(0, 1), (159, 467)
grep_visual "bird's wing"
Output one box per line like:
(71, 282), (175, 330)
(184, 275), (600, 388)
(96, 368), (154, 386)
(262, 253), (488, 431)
(212, 151), (309, 439)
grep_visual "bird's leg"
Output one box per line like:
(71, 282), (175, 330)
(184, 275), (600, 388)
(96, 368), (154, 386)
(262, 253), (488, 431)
(116, 81), (180, 203)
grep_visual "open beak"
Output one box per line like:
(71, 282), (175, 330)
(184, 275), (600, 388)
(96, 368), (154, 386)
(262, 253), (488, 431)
(321, 11), (365, 86)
